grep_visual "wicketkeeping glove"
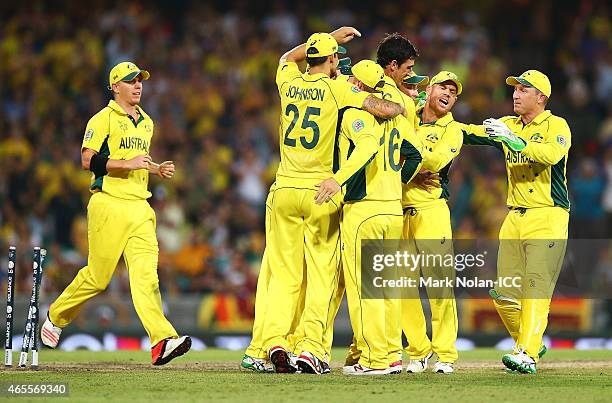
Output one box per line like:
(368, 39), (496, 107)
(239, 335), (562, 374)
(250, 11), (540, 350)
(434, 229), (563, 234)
(415, 91), (427, 109)
(483, 118), (527, 152)
(338, 57), (352, 76)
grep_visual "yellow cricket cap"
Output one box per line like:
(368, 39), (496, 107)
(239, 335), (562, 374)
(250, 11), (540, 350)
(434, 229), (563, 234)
(506, 70), (551, 97)
(403, 71), (429, 86)
(429, 71), (462, 95)
(108, 61), (150, 90)
(305, 33), (346, 58)
(351, 60), (385, 90)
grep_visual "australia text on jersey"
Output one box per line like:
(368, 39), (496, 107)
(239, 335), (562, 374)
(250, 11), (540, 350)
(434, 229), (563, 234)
(119, 137), (150, 152)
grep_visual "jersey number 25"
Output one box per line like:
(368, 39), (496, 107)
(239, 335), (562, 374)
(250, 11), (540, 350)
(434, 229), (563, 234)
(283, 104), (320, 149)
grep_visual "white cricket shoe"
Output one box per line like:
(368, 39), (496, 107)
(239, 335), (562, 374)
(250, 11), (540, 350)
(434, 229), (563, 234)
(432, 361), (454, 374)
(40, 315), (62, 349)
(343, 363), (387, 376)
(151, 335), (192, 365)
(240, 354), (274, 373)
(288, 351), (299, 368)
(385, 360), (403, 374)
(502, 351), (537, 374)
(405, 351), (433, 373)
(296, 351), (329, 374)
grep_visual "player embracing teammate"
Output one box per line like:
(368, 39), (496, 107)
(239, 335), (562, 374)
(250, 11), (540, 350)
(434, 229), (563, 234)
(244, 27), (570, 376)
(248, 27), (406, 375)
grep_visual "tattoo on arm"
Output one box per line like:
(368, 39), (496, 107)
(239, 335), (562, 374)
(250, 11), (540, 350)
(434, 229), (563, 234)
(362, 95), (404, 119)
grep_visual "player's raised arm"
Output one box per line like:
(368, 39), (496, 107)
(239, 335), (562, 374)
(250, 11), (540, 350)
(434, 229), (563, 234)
(280, 26), (361, 64)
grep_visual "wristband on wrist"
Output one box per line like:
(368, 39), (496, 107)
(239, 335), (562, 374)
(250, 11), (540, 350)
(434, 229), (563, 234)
(89, 153), (109, 177)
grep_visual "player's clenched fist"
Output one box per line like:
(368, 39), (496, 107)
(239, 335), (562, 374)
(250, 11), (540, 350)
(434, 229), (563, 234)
(125, 154), (152, 170)
(158, 161), (175, 179)
(330, 26), (361, 44)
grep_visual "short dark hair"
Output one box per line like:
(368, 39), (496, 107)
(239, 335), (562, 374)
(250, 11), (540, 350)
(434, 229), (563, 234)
(376, 33), (419, 68)
(306, 56), (329, 67)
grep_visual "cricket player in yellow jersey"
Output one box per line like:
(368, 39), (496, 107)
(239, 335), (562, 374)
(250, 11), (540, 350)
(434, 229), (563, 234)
(316, 60), (425, 375)
(261, 27), (406, 374)
(375, 33), (426, 370)
(40, 62), (191, 365)
(462, 70), (571, 374)
(241, 57), (359, 374)
(401, 71), (465, 375)
(323, 34), (425, 373)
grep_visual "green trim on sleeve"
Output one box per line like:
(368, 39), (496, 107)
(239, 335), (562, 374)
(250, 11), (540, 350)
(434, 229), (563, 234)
(400, 139), (423, 183)
(333, 107), (351, 174)
(439, 161), (452, 200)
(462, 130), (504, 151)
(343, 139), (368, 202)
(551, 156), (570, 209)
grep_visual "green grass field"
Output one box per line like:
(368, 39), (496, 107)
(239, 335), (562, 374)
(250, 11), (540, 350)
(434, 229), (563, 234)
(1, 348), (611, 402)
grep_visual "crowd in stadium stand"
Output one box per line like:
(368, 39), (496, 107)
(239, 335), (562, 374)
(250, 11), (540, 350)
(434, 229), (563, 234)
(1, 1), (610, 323)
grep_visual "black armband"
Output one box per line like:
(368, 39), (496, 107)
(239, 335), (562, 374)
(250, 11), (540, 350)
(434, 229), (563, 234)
(90, 153), (109, 177)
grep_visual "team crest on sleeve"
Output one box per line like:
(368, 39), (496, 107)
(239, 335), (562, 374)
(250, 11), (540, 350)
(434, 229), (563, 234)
(352, 119), (365, 132)
(84, 129), (94, 141)
(556, 135), (567, 147)
(351, 85), (361, 93)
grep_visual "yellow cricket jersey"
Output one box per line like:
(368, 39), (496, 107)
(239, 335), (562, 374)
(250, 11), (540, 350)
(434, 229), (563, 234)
(403, 111), (464, 208)
(463, 110), (571, 209)
(335, 108), (403, 202)
(275, 62), (369, 183)
(82, 100), (154, 200)
(377, 76), (424, 186)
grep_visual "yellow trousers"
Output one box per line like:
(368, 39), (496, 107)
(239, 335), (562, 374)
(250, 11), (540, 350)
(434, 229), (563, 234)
(342, 200), (403, 370)
(401, 199), (458, 363)
(245, 250), (307, 359)
(494, 207), (568, 362)
(262, 180), (342, 361)
(49, 192), (178, 346)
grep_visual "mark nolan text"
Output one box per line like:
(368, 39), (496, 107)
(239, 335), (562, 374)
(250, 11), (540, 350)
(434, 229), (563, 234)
(372, 276), (522, 288)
